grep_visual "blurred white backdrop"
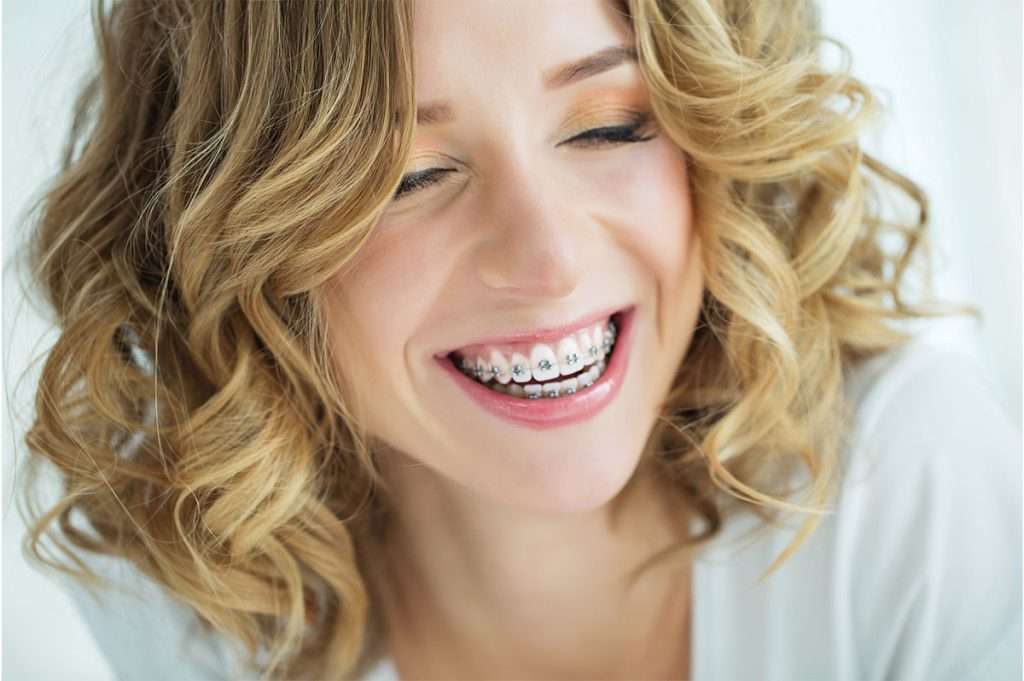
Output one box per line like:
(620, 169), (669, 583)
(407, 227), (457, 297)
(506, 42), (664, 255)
(3, 1), (1021, 680)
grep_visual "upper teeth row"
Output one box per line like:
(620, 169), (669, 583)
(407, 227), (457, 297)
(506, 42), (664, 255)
(459, 319), (617, 384)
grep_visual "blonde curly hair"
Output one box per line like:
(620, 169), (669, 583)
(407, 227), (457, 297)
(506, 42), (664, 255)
(15, 0), (972, 678)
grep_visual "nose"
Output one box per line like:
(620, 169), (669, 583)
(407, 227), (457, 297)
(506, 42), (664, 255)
(474, 156), (585, 300)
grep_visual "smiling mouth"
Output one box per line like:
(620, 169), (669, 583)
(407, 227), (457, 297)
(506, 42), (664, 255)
(434, 306), (636, 429)
(446, 310), (622, 400)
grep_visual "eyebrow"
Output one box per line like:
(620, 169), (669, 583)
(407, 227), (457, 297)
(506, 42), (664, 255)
(414, 44), (638, 126)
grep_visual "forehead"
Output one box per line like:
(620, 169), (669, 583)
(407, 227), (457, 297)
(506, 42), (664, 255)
(411, 0), (633, 97)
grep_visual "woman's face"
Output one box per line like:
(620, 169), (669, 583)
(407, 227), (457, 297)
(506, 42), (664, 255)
(324, 0), (704, 513)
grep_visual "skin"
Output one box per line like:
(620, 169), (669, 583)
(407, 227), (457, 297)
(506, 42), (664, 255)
(322, 0), (705, 677)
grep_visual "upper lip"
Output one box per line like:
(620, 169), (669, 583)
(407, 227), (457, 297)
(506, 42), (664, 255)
(437, 304), (631, 356)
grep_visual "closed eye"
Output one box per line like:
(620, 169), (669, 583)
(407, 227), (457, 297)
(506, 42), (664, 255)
(558, 111), (656, 149)
(391, 111), (657, 201)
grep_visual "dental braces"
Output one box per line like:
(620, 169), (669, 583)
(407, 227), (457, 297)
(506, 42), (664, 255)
(462, 319), (617, 386)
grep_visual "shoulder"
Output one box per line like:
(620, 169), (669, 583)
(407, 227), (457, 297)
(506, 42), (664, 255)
(836, 333), (1022, 680)
(59, 551), (245, 680)
(842, 332), (1016, 454)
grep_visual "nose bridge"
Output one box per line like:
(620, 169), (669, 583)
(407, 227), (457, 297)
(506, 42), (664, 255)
(475, 150), (585, 300)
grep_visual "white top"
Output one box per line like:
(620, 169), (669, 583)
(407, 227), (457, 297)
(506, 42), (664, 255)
(59, 334), (1022, 680)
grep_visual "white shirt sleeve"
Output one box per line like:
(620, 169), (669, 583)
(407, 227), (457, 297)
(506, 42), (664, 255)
(840, 339), (1022, 681)
(59, 552), (243, 681)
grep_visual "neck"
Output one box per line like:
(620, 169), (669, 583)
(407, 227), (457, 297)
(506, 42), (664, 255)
(371, 451), (695, 679)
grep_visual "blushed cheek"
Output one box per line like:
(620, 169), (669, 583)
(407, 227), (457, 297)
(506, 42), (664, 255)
(324, 226), (442, 408)
(600, 141), (696, 300)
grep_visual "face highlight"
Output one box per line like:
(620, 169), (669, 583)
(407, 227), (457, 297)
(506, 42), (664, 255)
(322, 0), (704, 513)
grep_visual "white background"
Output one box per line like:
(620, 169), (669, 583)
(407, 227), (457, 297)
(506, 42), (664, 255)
(3, 2), (1021, 679)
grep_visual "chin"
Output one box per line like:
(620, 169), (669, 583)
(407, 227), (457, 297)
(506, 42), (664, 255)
(458, 420), (654, 515)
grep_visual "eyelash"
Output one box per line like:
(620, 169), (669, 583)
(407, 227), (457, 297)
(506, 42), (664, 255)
(392, 112), (656, 201)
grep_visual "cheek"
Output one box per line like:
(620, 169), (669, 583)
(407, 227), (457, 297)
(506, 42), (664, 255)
(325, 225), (447, 396)
(597, 140), (695, 288)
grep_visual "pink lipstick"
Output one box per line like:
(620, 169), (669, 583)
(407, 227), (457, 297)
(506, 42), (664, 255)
(435, 306), (636, 430)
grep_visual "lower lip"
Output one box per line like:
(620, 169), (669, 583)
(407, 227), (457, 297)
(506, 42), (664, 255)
(434, 306), (637, 430)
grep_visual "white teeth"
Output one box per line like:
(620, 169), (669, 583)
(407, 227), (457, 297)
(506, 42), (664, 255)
(591, 322), (607, 360)
(530, 343), (560, 381)
(557, 336), (584, 376)
(490, 349), (512, 384)
(578, 329), (597, 366)
(510, 352), (532, 383)
(460, 351), (611, 398)
(455, 314), (622, 398)
(475, 356), (491, 382)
